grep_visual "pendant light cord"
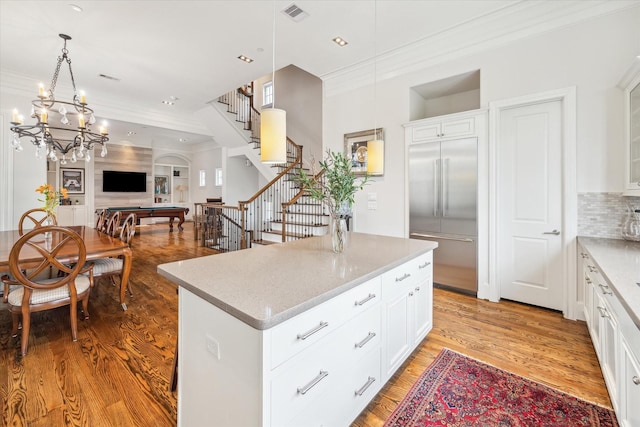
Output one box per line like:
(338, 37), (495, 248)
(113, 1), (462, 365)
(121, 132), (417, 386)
(272, 0), (276, 108)
(373, 0), (377, 138)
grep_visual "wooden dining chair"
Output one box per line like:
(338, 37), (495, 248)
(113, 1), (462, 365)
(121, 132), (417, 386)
(2, 226), (94, 356)
(5, 209), (60, 301)
(95, 209), (107, 231)
(104, 211), (121, 237)
(18, 208), (57, 235)
(87, 213), (136, 296)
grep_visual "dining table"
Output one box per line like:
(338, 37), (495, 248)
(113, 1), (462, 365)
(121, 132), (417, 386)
(0, 225), (133, 311)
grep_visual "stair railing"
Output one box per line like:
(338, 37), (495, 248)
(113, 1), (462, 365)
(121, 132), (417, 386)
(238, 137), (303, 247)
(199, 204), (250, 252)
(218, 84), (261, 148)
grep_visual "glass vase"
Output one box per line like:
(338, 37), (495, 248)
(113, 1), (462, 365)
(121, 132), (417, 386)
(622, 208), (640, 241)
(331, 216), (348, 253)
(44, 212), (54, 239)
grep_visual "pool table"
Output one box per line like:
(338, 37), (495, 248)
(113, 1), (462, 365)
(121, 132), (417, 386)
(105, 206), (189, 232)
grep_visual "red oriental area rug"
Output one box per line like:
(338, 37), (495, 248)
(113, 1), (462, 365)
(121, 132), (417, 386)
(384, 348), (618, 427)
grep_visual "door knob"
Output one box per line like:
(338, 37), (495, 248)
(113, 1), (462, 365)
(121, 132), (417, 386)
(543, 229), (560, 235)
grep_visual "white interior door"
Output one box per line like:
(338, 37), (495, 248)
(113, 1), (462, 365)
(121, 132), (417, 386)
(497, 100), (563, 310)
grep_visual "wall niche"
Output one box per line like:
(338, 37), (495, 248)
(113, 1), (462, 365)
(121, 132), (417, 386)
(409, 70), (480, 121)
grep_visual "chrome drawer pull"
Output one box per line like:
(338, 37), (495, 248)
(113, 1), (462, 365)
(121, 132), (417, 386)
(297, 321), (329, 340)
(355, 293), (376, 306)
(395, 273), (411, 282)
(355, 332), (376, 349)
(297, 370), (328, 395)
(415, 286), (421, 292)
(598, 284), (612, 295)
(418, 261), (431, 269)
(633, 376), (640, 385)
(596, 306), (610, 319)
(354, 376), (376, 396)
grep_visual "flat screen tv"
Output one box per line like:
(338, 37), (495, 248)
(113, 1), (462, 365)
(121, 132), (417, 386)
(103, 170), (147, 192)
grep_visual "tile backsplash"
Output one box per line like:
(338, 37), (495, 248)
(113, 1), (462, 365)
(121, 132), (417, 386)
(578, 193), (640, 239)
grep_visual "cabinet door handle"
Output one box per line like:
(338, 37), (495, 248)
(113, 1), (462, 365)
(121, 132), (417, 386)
(297, 321), (329, 340)
(409, 291), (414, 297)
(585, 277), (592, 284)
(418, 261), (431, 269)
(596, 306), (610, 319)
(355, 332), (376, 349)
(633, 376), (640, 385)
(355, 293), (376, 306)
(354, 376), (376, 396)
(297, 370), (329, 395)
(395, 273), (411, 282)
(598, 284), (612, 295)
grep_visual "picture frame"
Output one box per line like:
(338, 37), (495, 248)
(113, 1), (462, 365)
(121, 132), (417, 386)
(60, 168), (85, 194)
(344, 128), (384, 176)
(155, 175), (169, 194)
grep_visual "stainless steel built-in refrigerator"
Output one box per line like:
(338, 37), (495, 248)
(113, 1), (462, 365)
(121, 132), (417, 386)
(409, 137), (477, 294)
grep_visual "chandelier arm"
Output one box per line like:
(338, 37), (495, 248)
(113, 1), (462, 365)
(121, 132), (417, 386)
(65, 55), (79, 99)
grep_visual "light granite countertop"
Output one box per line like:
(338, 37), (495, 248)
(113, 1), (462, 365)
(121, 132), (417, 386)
(578, 236), (640, 329)
(157, 233), (438, 330)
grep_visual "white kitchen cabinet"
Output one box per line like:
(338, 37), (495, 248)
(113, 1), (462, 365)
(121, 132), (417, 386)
(621, 63), (640, 195)
(619, 337), (640, 427)
(382, 251), (433, 380)
(410, 114), (475, 142)
(578, 241), (640, 424)
(56, 205), (87, 226)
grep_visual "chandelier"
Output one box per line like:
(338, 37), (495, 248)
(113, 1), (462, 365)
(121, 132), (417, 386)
(10, 33), (108, 164)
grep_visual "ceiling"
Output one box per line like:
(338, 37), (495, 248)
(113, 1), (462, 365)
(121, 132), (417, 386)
(1, 1), (636, 147)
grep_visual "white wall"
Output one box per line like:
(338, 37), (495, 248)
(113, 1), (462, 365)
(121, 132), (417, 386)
(190, 143), (223, 203)
(324, 7), (640, 237)
(225, 156), (259, 206)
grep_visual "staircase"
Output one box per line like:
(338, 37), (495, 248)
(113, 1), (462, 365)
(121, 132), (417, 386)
(199, 85), (328, 252)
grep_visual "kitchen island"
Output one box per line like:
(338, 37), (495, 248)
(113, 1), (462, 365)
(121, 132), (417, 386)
(158, 232), (437, 427)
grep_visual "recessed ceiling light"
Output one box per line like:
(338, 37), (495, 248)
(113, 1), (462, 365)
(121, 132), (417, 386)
(179, 138), (188, 143)
(127, 131), (136, 136)
(332, 36), (348, 47)
(238, 55), (254, 63)
(69, 4), (83, 12)
(162, 100), (175, 105)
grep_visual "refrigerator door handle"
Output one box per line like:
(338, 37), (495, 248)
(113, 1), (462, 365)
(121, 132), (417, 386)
(410, 233), (474, 243)
(442, 158), (449, 217)
(434, 159), (441, 216)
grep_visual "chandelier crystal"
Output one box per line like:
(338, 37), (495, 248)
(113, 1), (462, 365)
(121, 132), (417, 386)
(10, 33), (108, 164)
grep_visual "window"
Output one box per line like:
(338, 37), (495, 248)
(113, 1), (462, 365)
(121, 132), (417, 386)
(215, 168), (223, 187)
(262, 81), (273, 107)
(199, 170), (206, 187)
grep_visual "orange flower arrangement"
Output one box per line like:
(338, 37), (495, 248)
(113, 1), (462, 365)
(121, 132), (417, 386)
(36, 183), (68, 214)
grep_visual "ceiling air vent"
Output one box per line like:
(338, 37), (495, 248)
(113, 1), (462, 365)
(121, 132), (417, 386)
(282, 4), (308, 22)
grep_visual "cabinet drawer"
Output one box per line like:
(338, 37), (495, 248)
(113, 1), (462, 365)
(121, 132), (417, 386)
(382, 253), (432, 297)
(270, 347), (339, 427)
(269, 277), (380, 369)
(333, 304), (381, 366)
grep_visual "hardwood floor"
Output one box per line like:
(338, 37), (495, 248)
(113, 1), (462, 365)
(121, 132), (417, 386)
(0, 223), (610, 426)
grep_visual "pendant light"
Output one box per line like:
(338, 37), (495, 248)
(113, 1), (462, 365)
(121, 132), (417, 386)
(367, 0), (384, 175)
(261, 1), (287, 164)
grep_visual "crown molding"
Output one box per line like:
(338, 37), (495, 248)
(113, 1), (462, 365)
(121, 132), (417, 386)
(322, 1), (639, 97)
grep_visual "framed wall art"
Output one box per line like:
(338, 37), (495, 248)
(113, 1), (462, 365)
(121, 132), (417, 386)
(344, 128), (384, 176)
(60, 168), (85, 194)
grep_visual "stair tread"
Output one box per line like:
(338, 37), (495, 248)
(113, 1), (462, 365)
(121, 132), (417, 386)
(271, 220), (328, 227)
(262, 230), (313, 239)
(278, 211), (329, 217)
